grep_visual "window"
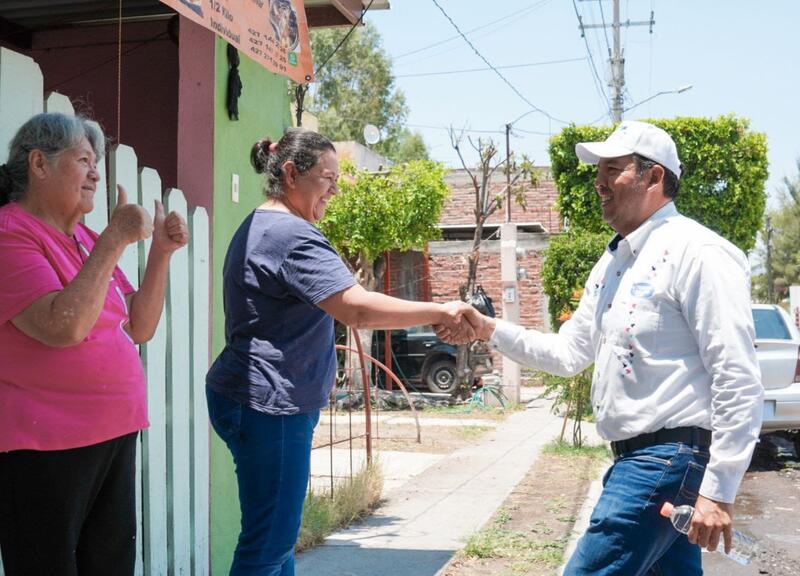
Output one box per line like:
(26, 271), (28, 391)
(752, 308), (791, 340)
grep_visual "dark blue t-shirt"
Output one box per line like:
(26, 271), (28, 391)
(206, 210), (355, 415)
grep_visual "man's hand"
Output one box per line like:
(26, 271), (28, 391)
(433, 301), (476, 344)
(688, 495), (734, 553)
(151, 198), (189, 255)
(434, 302), (497, 344)
(434, 305), (495, 343)
(462, 305), (496, 342)
(107, 185), (153, 245)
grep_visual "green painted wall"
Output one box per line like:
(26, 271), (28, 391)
(210, 37), (292, 574)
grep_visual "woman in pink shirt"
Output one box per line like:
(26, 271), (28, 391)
(0, 113), (188, 576)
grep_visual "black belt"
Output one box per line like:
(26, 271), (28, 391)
(610, 426), (711, 458)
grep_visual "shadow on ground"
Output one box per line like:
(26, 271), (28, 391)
(296, 546), (453, 576)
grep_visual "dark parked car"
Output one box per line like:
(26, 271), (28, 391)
(371, 325), (492, 394)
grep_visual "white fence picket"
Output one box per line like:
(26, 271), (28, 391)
(43, 91), (74, 115)
(84, 120), (110, 232)
(109, 144), (140, 289)
(166, 188), (192, 575)
(0, 48), (42, 164)
(139, 168), (170, 576)
(0, 47), (211, 576)
(190, 207), (211, 576)
(0, 47), (41, 576)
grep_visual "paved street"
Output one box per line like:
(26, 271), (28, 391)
(703, 434), (800, 576)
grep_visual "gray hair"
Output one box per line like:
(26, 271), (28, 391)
(0, 113), (105, 206)
(250, 129), (335, 199)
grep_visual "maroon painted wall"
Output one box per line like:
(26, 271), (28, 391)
(177, 17), (215, 212)
(5, 19), (180, 190)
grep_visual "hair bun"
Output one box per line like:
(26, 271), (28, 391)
(0, 164), (11, 190)
(250, 139), (273, 174)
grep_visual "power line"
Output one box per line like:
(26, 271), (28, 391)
(314, 0), (375, 76)
(513, 127), (556, 136)
(395, 56), (586, 78)
(393, 0), (552, 61)
(597, 0), (612, 55)
(406, 123), (506, 135)
(396, 14), (558, 70)
(572, 0), (611, 119)
(429, 0), (570, 125)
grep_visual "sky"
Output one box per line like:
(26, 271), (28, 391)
(365, 0), (799, 204)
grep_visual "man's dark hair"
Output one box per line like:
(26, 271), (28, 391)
(633, 153), (681, 199)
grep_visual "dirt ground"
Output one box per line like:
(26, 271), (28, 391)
(440, 451), (605, 576)
(313, 407), (509, 454)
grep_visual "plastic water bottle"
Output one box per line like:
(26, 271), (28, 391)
(660, 503), (757, 565)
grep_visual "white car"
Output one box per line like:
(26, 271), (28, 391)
(752, 304), (800, 432)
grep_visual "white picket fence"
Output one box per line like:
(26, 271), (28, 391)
(0, 47), (210, 575)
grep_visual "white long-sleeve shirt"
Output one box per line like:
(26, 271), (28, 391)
(490, 202), (763, 503)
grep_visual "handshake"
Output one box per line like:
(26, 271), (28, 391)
(432, 301), (496, 345)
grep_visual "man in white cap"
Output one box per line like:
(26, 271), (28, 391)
(443, 121), (763, 575)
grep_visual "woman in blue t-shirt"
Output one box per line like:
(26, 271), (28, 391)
(207, 129), (473, 576)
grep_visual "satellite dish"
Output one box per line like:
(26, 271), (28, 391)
(363, 124), (381, 145)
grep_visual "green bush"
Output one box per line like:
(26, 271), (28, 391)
(541, 231), (607, 328)
(549, 115), (768, 253)
(319, 159), (449, 265)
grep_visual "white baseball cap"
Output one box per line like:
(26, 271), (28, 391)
(575, 121), (682, 178)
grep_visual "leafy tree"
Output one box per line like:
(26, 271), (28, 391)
(549, 115), (768, 252)
(319, 159), (449, 291)
(753, 161), (800, 302)
(448, 130), (538, 391)
(782, 158), (800, 205)
(304, 22), (428, 163)
(319, 159), (448, 386)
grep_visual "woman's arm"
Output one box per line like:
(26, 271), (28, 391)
(12, 186), (152, 347)
(318, 283), (474, 340)
(125, 199), (189, 343)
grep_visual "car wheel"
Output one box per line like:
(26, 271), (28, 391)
(425, 358), (458, 394)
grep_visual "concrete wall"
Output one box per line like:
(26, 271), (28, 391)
(333, 140), (390, 172)
(209, 36), (292, 575)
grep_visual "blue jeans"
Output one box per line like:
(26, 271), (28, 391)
(206, 387), (320, 576)
(563, 442), (710, 576)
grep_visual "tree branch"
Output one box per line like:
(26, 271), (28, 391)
(449, 126), (477, 185)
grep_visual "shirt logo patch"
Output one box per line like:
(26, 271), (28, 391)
(630, 282), (655, 298)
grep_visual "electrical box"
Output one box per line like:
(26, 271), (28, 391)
(231, 173), (239, 203)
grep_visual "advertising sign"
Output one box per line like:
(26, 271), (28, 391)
(160, 0), (314, 83)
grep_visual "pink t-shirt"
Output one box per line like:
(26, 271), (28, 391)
(0, 203), (148, 452)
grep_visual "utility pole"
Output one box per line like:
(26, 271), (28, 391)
(577, 0), (655, 122)
(610, 0), (624, 122)
(766, 216), (774, 303)
(505, 123), (511, 223)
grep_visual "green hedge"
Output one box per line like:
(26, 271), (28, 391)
(548, 115), (768, 253)
(541, 230), (608, 328)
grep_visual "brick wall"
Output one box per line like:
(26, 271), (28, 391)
(441, 168), (562, 234)
(383, 168), (560, 351)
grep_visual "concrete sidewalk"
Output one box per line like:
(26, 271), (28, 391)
(296, 392), (565, 576)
